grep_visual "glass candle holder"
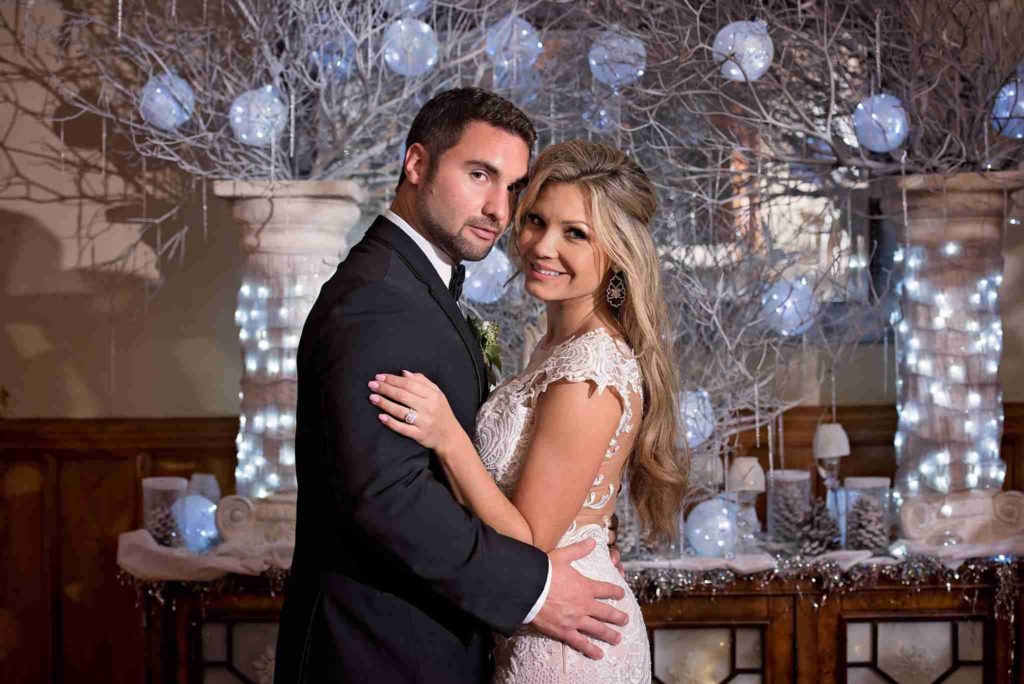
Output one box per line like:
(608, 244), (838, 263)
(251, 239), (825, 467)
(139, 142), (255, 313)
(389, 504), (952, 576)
(142, 476), (187, 547)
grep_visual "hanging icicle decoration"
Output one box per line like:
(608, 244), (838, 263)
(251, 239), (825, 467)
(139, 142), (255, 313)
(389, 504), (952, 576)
(202, 177), (208, 240)
(778, 411), (786, 470)
(754, 380), (760, 448)
(289, 89), (296, 160)
(767, 414), (775, 471)
(117, 0), (124, 39)
(58, 119), (65, 175)
(171, 0), (176, 21)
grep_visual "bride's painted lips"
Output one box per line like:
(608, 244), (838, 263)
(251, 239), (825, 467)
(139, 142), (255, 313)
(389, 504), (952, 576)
(527, 262), (566, 281)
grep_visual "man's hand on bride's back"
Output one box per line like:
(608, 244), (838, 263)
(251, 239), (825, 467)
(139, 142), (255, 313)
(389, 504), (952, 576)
(532, 538), (629, 660)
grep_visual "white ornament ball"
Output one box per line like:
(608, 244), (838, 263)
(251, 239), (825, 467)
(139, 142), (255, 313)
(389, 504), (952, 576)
(992, 73), (1024, 139)
(588, 30), (646, 89)
(170, 494), (219, 554)
(712, 19), (774, 82)
(486, 14), (543, 72)
(853, 93), (909, 153)
(139, 73), (195, 131)
(761, 277), (820, 336)
(383, 19), (439, 77)
(229, 85), (287, 147)
(686, 498), (738, 557)
(465, 246), (511, 304)
(382, 0), (431, 17)
(680, 389), (715, 449)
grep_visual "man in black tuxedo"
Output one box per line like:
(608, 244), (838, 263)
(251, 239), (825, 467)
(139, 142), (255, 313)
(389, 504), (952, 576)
(274, 88), (629, 683)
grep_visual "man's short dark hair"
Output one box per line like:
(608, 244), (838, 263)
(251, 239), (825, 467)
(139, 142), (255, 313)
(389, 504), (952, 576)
(397, 88), (537, 191)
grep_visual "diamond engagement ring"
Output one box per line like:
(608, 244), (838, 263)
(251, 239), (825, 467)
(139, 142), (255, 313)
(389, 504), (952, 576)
(404, 410), (418, 425)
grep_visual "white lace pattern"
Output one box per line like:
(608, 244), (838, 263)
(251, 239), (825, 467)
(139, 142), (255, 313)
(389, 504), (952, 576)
(474, 328), (651, 683)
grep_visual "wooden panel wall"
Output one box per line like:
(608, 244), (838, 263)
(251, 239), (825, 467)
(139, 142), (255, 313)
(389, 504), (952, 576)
(0, 418), (238, 684)
(0, 407), (1021, 683)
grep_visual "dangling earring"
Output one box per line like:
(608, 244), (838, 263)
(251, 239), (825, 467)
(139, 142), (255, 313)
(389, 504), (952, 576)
(606, 268), (626, 309)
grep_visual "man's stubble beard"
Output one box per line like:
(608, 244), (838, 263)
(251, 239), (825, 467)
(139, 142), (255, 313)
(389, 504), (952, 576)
(415, 179), (496, 264)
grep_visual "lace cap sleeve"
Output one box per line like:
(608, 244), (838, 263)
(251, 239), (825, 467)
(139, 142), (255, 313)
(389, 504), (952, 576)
(529, 329), (643, 440)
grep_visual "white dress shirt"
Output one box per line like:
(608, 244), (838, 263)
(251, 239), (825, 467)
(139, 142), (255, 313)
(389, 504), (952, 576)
(381, 209), (552, 624)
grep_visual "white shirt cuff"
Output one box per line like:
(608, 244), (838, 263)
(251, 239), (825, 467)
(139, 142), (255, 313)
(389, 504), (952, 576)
(522, 559), (552, 624)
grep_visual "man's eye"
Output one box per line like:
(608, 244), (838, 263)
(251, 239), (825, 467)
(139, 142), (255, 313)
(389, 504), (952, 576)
(471, 171), (488, 181)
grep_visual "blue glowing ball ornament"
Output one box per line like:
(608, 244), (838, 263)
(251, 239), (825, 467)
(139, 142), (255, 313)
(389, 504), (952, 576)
(761, 277), (820, 336)
(139, 73), (195, 131)
(852, 93), (909, 153)
(486, 15), (543, 72)
(493, 61), (542, 107)
(382, 0), (431, 17)
(170, 494), (219, 554)
(465, 246), (511, 304)
(309, 35), (356, 81)
(229, 86), (287, 147)
(588, 31), (646, 89)
(686, 497), (738, 558)
(992, 73), (1024, 140)
(581, 97), (620, 135)
(712, 19), (774, 82)
(382, 19), (439, 77)
(680, 389), (715, 450)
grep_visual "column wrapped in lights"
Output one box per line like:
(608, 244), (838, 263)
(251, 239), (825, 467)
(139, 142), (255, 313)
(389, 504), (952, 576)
(216, 180), (367, 499)
(882, 172), (1024, 544)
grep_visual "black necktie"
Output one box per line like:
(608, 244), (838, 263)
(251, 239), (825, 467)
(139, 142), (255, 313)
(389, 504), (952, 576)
(449, 264), (466, 301)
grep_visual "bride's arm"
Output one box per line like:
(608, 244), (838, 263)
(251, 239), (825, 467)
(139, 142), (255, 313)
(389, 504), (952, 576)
(369, 372), (622, 551)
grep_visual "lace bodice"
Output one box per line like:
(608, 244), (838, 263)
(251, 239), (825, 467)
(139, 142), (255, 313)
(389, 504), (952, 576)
(474, 328), (651, 683)
(475, 328), (643, 533)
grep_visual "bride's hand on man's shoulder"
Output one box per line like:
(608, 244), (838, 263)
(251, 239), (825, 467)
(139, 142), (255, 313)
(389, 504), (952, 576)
(368, 371), (460, 453)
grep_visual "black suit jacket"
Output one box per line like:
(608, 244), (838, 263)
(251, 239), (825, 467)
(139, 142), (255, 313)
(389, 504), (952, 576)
(274, 216), (548, 683)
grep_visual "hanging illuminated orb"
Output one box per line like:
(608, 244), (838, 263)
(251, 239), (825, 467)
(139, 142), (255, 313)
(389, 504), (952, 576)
(170, 494), (220, 554)
(139, 73), (195, 131)
(382, 0), (431, 16)
(712, 19), (774, 82)
(229, 85), (287, 147)
(992, 72), (1024, 139)
(588, 30), (646, 89)
(852, 93), (909, 153)
(685, 497), (738, 557)
(581, 96), (620, 134)
(679, 389), (715, 449)
(761, 277), (820, 336)
(486, 14), (543, 72)
(309, 34), (356, 81)
(493, 61), (542, 107)
(383, 19), (439, 77)
(465, 246), (511, 304)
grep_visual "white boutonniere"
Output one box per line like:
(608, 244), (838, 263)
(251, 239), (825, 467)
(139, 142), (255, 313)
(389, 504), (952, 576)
(466, 315), (502, 387)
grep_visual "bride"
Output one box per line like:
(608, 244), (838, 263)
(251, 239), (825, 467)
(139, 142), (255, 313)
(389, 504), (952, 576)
(367, 139), (687, 682)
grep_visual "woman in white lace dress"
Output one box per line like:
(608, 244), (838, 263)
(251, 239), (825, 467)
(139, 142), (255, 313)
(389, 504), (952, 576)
(367, 140), (687, 683)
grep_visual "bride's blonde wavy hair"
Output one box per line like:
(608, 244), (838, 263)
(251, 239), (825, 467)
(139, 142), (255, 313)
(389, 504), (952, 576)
(509, 139), (688, 543)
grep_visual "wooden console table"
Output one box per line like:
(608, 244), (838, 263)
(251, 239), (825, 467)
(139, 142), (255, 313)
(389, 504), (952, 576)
(136, 560), (1023, 684)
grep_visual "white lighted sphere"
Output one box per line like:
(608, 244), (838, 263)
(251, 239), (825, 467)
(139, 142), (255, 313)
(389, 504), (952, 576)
(493, 62), (542, 107)
(170, 494), (219, 554)
(588, 31), (646, 89)
(139, 73), (195, 131)
(465, 246), (511, 304)
(760, 277), (820, 336)
(382, 19), (439, 77)
(686, 498), (738, 557)
(382, 0), (431, 16)
(486, 14), (543, 71)
(712, 19), (774, 82)
(680, 389), (715, 449)
(992, 73), (1024, 139)
(852, 93), (909, 153)
(229, 85), (287, 147)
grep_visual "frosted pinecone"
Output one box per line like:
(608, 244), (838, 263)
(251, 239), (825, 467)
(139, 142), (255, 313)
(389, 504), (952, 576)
(847, 496), (890, 552)
(145, 505), (182, 547)
(797, 499), (841, 557)
(770, 487), (809, 545)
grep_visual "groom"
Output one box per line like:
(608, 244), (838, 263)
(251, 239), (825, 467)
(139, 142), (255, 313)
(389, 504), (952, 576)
(274, 88), (629, 683)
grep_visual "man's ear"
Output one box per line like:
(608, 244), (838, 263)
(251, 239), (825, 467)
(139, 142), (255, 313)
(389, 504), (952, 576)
(404, 142), (430, 186)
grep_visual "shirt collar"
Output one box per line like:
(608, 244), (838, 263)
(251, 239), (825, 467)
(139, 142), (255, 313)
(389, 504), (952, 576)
(384, 209), (455, 286)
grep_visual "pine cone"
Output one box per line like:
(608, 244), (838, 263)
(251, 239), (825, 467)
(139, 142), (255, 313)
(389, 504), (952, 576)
(145, 505), (182, 547)
(770, 487), (809, 544)
(847, 496), (890, 552)
(797, 499), (841, 557)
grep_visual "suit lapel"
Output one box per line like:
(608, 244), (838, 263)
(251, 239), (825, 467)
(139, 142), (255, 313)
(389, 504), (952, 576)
(365, 216), (487, 403)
